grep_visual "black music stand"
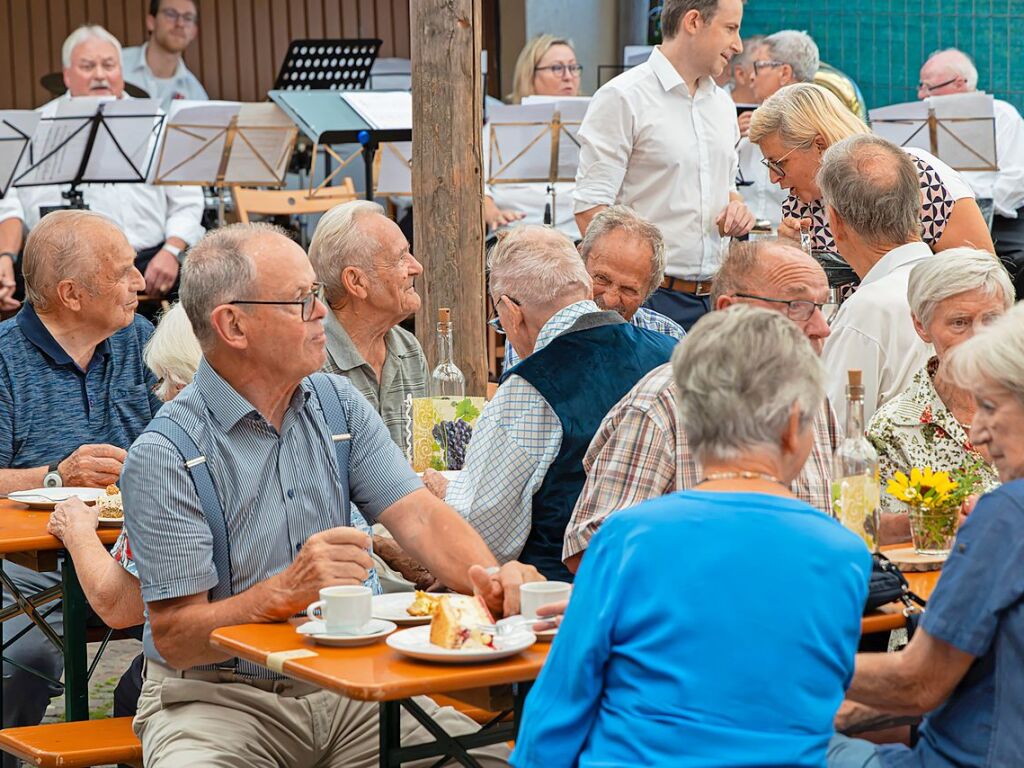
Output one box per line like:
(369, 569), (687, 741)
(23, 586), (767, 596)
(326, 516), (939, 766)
(0, 112), (40, 199)
(273, 39), (382, 91)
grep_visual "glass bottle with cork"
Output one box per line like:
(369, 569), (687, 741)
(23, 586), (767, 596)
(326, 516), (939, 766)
(431, 307), (465, 399)
(831, 369), (881, 550)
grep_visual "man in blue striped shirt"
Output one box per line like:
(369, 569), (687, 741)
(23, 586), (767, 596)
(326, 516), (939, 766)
(122, 222), (535, 766)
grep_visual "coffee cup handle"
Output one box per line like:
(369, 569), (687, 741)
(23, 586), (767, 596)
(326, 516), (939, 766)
(306, 600), (325, 620)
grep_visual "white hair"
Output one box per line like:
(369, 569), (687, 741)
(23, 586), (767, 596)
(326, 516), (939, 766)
(945, 302), (1024, 406)
(62, 25), (122, 69)
(927, 48), (979, 90)
(307, 200), (384, 304)
(672, 305), (824, 463)
(144, 302), (202, 401)
(487, 225), (591, 308)
(579, 206), (666, 301)
(762, 30), (820, 83)
(908, 248), (1014, 327)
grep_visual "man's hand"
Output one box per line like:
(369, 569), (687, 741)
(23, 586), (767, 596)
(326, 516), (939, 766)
(778, 216), (813, 243)
(532, 598), (568, 632)
(57, 444), (128, 487)
(715, 200), (756, 237)
(262, 526), (373, 619)
(737, 110), (753, 138)
(143, 249), (179, 296)
(0, 254), (19, 312)
(48, 496), (100, 544)
(469, 561), (543, 618)
(484, 196), (526, 232)
(421, 468), (449, 500)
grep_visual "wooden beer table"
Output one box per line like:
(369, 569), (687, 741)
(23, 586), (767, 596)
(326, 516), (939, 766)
(0, 498), (121, 721)
(211, 620), (549, 767)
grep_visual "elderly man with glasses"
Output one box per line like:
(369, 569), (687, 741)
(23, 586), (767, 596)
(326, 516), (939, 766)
(121, 0), (208, 110)
(423, 225), (676, 582)
(564, 237), (837, 573)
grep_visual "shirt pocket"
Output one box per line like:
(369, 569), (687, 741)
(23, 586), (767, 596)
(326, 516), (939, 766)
(112, 383), (156, 433)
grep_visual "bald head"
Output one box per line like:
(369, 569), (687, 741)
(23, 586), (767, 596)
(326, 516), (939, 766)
(919, 49), (977, 97)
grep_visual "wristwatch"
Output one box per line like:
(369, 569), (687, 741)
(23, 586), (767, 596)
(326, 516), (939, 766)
(43, 462), (63, 488)
(162, 243), (183, 263)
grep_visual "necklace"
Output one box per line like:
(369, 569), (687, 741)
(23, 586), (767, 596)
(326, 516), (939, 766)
(699, 470), (785, 485)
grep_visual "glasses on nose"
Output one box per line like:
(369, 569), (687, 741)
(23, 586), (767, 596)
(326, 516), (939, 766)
(160, 7), (198, 25)
(733, 293), (825, 322)
(752, 59), (785, 75)
(918, 76), (959, 94)
(760, 141), (810, 179)
(229, 283), (325, 322)
(534, 63), (583, 78)
(487, 294), (521, 335)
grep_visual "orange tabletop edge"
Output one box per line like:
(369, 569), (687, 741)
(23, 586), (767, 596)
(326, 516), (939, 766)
(0, 499), (121, 555)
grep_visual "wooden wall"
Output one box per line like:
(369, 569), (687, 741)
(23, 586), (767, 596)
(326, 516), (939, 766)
(0, 0), (412, 109)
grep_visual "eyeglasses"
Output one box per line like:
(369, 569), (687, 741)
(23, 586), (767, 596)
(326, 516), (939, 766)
(534, 64), (583, 78)
(752, 60), (785, 75)
(760, 141), (811, 179)
(918, 76), (960, 94)
(487, 294), (521, 335)
(159, 7), (198, 26)
(229, 283), (325, 322)
(734, 292), (825, 321)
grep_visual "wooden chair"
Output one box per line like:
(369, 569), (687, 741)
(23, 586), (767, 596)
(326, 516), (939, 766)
(231, 178), (359, 224)
(0, 717), (142, 768)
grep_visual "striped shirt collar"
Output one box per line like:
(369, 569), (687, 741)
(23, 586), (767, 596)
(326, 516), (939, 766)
(533, 299), (602, 354)
(194, 358), (311, 432)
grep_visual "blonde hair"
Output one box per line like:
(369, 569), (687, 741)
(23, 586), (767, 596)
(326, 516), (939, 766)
(748, 82), (869, 149)
(509, 35), (575, 105)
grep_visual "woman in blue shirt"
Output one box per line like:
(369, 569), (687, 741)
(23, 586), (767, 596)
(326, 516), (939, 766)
(512, 306), (872, 768)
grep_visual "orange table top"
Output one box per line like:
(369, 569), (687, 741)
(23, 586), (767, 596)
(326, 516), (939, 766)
(0, 499), (121, 556)
(210, 620), (550, 702)
(860, 567), (940, 634)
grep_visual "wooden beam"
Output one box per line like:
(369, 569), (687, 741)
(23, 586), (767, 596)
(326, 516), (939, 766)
(411, 0), (488, 396)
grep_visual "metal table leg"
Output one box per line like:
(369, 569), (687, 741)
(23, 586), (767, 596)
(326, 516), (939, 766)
(61, 556), (89, 721)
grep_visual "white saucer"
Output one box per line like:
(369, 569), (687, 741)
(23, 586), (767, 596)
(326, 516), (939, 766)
(297, 618), (396, 647)
(533, 627), (558, 643)
(372, 593), (432, 625)
(8, 487), (104, 510)
(386, 624), (535, 664)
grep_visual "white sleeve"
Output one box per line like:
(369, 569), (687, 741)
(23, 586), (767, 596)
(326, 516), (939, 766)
(993, 103), (1024, 213)
(0, 186), (25, 225)
(822, 324), (885, 427)
(572, 86), (633, 213)
(162, 185), (205, 245)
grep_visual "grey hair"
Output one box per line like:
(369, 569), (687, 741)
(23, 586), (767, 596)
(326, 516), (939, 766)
(908, 248), (1014, 327)
(945, 303), (1024, 407)
(22, 210), (117, 311)
(731, 35), (765, 72)
(62, 25), (122, 68)
(180, 222), (286, 347)
(307, 200), (384, 304)
(144, 302), (202, 402)
(672, 305), (825, 463)
(487, 225), (592, 308)
(762, 30), (820, 83)
(818, 134), (921, 248)
(579, 206), (666, 301)
(927, 48), (979, 90)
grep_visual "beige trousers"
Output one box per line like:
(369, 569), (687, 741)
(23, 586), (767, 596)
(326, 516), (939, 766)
(133, 668), (510, 767)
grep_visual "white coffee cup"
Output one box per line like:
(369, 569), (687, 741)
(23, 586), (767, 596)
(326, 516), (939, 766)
(306, 585), (372, 635)
(519, 581), (572, 620)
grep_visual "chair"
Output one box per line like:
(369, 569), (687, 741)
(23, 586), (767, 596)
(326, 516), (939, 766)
(231, 179), (358, 224)
(0, 717), (142, 768)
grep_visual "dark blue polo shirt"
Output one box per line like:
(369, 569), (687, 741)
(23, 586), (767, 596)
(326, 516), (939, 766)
(0, 304), (161, 470)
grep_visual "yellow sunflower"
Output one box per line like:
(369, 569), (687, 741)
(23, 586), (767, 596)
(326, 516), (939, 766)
(886, 471), (917, 502)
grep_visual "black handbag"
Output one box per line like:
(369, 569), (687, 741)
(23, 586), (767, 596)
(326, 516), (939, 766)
(865, 552), (928, 613)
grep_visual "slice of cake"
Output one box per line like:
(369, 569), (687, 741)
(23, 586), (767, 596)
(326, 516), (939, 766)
(407, 590), (442, 617)
(429, 594), (495, 650)
(96, 485), (124, 519)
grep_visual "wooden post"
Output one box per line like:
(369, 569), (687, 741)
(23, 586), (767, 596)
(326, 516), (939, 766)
(411, 0), (488, 396)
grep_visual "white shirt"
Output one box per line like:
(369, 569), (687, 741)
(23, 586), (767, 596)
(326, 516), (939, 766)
(736, 137), (787, 229)
(822, 241), (935, 427)
(573, 46), (739, 280)
(960, 99), (1024, 218)
(0, 97), (205, 251)
(121, 43), (209, 112)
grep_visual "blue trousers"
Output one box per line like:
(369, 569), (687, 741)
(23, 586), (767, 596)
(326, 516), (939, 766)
(643, 287), (712, 332)
(826, 734), (886, 767)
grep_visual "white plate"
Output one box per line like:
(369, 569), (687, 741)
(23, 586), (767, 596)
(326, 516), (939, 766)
(386, 624), (535, 664)
(416, 470), (462, 481)
(372, 593), (432, 625)
(297, 618), (396, 647)
(7, 488), (105, 509)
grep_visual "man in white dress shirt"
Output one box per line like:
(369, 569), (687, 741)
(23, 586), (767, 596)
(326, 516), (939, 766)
(0, 25), (204, 301)
(818, 134), (934, 425)
(122, 0), (208, 111)
(573, 0), (755, 331)
(917, 48), (1024, 296)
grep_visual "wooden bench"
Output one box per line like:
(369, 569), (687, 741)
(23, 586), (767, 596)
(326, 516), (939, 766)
(0, 717), (142, 768)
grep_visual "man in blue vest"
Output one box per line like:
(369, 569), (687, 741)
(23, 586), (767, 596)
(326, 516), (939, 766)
(424, 225), (678, 581)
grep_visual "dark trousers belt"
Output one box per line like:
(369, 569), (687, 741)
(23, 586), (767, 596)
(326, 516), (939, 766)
(660, 276), (713, 296)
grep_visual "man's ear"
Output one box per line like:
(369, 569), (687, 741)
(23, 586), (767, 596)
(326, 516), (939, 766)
(340, 266), (370, 301)
(54, 279), (85, 312)
(825, 204), (847, 243)
(715, 295), (736, 311)
(780, 402), (803, 455)
(209, 305), (249, 351)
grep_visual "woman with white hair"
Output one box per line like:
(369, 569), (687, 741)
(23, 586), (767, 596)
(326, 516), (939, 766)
(868, 249), (1014, 533)
(748, 83), (993, 258)
(513, 306), (871, 766)
(829, 302), (1024, 766)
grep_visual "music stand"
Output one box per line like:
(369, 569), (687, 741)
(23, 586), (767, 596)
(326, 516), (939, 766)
(0, 111), (40, 198)
(273, 39), (382, 92)
(374, 141), (412, 197)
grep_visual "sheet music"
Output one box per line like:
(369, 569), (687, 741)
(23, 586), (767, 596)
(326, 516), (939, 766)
(868, 100), (931, 147)
(341, 91), (412, 130)
(487, 101), (587, 184)
(15, 98), (102, 186)
(0, 111), (40, 196)
(83, 98), (162, 181)
(376, 141), (412, 195)
(153, 101), (241, 183)
(224, 103), (295, 184)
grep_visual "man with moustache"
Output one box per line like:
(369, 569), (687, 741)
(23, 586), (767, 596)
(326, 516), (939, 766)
(122, 0), (209, 110)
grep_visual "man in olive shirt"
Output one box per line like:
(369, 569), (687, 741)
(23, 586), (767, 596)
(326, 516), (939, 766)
(308, 200), (428, 449)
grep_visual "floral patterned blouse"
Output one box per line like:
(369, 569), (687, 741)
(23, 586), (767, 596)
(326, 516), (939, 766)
(867, 357), (999, 514)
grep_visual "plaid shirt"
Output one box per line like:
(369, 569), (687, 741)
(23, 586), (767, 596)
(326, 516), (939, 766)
(563, 363), (841, 563)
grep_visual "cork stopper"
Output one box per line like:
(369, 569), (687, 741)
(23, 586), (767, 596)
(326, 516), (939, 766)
(438, 307), (451, 324)
(847, 369), (862, 387)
